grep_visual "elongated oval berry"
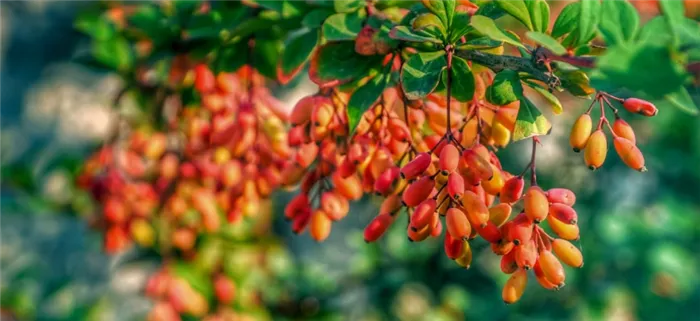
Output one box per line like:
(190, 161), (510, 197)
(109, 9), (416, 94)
(364, 214), (394, 242)
(514, 240), (537, 270)
(524, 186), (549, 223)
(290, 96), (315, 125)
(500, 176), (525, 204)
(491, 120), (511, 148)
(291, 210), (312, 234)
(375, 166), (400, 196)
(194, 64), (215, 93)
(502, 269), (528, 304)
(613, 137), (646, 172)
(402, 176), (436, 207)
(491, 239), (515, 255)
(508, 213), (534, 245)
(462, 149), (493, 180)
(401, 152), (432, 180)
(461, 117), (478, 147)
(546, 188), (576, 206)
(612, 118), (636, 143)
(285, 193), (310, 220)
(447, 173), (465, 200)
(533, 260), (559, 290)
(455, 240), (473, 268)
(408, 221), (432, 242)
(310, 210), (332, 242)
(552, 239), (584, 268)
(388, 118), (411, 142)
(549, 203), (577, 225)
(476, 221), (502, 243)
(500, 250), (518, 274)
(410, 198), (437, 231)
(446, 207), (471, 240)
(584, 129), (607, 170)
(444, 232), (465, 260)
(538, 250), (565, 287)
(489, 203), (513, 227)
(623, 98), (657, 116)
(332, 172), (364, 201)
(321, 192), (350, 221)
(462, 191), (489, 228)
(570, 114), (592, 152)
(439, 144), (460, 174)
(547, 214), (580, 240)
(380, 194), (402, 215)
(482, 165), (505, 195)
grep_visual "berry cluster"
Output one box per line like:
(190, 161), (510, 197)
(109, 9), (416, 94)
(570, 93), (654, 172)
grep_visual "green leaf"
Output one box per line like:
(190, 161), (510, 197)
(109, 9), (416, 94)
(171, 262), (213, 299)
(596, 41), (688, 98)
(558, 69), (595, 97)
(486, 70), (523, 105)
(347, 74), (390, 132)
(280, 29), (319, 75)
(389, 26), (441, 43)
(302, 8), (334, 28)
(598, 0), (639, 45)
(659, 0), (685, 45)
(449, 12), (472, 43)
(495, 0), (533, 31)
(664, 87), (699, 115)
(253, 38), (282, 79)
(470, 15), (526, 49)
(322, 12), (364, 41)
(401, 51), (447, 100)
(526, 0), (549, 33)
(474, 1), (506, 20)
(313, 42), (382, 86)
(74, 11), (115, 41)
(637, 16), (673, 45)
(456, 37), (503, 50)
(578, 0), (601, 46)
(449, 56), (475, 102)
(422, 0), (457, 28)
(526, 31), (567, 55)
(525, 81), (563, 114)
(412, 12), (447, 38)
(92, 38), (133, 71)
(334, 0), (365, 13)
(551, 2), (579, 39)
(513, 98), (552, 141)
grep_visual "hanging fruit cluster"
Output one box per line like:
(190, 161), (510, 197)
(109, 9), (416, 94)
(73, 0), (697, 312)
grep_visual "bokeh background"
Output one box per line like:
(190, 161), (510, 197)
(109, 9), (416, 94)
(1, 1), (699, 321)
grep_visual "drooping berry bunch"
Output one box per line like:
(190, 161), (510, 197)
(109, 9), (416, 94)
(570, 92), (654, 172)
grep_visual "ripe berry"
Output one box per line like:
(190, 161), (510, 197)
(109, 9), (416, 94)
(546, 188), (576, 206)
(364, 214), (394, 242)
(488, 203), (513, 227)
(549, 203), (578, 225)
(402, 176), (435, 207)
(500, 176), (525, 204)
(584, 129), (607, 170)
(612, 118), (636, 143)
(500, 250), (518, 274)
(455, 240), (473, 268)
(194, 64), (215, 93)
(445, 207), (471, 240)
(514, 240), (537, 270)
(552, 239), (584, 268)
(321, 192), (350, 221)
(623, 98), (657, 116)
(533, 260), (559, 290)
(444, 232), (465, 260)
(447, 173), (465, 200)
(439, 144), (460, 174)
(547, 214), (580, 240)
(508, 213), (534, 245)
(476, 221), (502, 243)
(538, 250), (566, 287)
(502, 269), (528, 304)
(410, 198), (438, 231)
(462, 191), (489, 228)
(523, 186), (549, 223)
(569, 114), (592, 152)
(310, 210), (332, 242)
(213, 275), (236, 304)
(401, 152), (432, 180)
(613, 137), (646, 172)
(481, 165), (505, 195)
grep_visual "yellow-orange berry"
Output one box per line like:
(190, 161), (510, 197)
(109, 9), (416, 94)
(613, 137), (646, 172)
(584, 129), (607, 170)
(570, 114), (592, 152)
(612, 118), (636, 143)
(502, 269), (528, 304)
(552, 239), (584, 268)
(446, 207), (471, 240)
(523, 186), (549, 223)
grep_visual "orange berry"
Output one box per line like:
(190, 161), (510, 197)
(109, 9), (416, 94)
(501, 250), (518, 274)
(290, 95), (315, 125)
(462, 149), (493, 180)
(295, 143), (319, 168)
(549, 203), (578, 225)
(476, 221), (502, 243)
(446, 207), (472, 240)
(439, 144), (460, 174)
(502, 269), (528, 304)
(447, 173), (465, 200)
(461, 117), (479, 147)
(364, 213), (394, 242)
(380, 194), (403, 215)
(401, 152), (432, 180)
(612, 118), (636, 143)
(489, 203), (513, 227)
(552, 239), (584, 268)
(613, 137), (646, 172)
(491, 239), (515, 255)
(462, 191), (489, 228)
(546, 188), (576, 206)
(407, 220), (432, 242)
(321, 192), (350, 221)
(547, 214), (580, 240)
(410, 198), (438, 231)
(623, 98), (657, 116)
(104, 226), (130, 254)
(388, 118), (411, 142)
(533, 260), (559, 290)
(569, 114), (592, 152)
(402, 176), (435, 207)
(584, 129), (607, 170)
(524, 186), (549, 223)
(500, 176), (524, 204)
(332, 171), (363, 201)
(514, 240), (537, 270)
(310, 210), (332, 242)
(455, 240), (473, 268)
(508, 213), (534, 245)
(194, 64), (215, 93)
(482, 165), (505, 195)
(444, 231), (465, 259)
(538, 250), (566, 287)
